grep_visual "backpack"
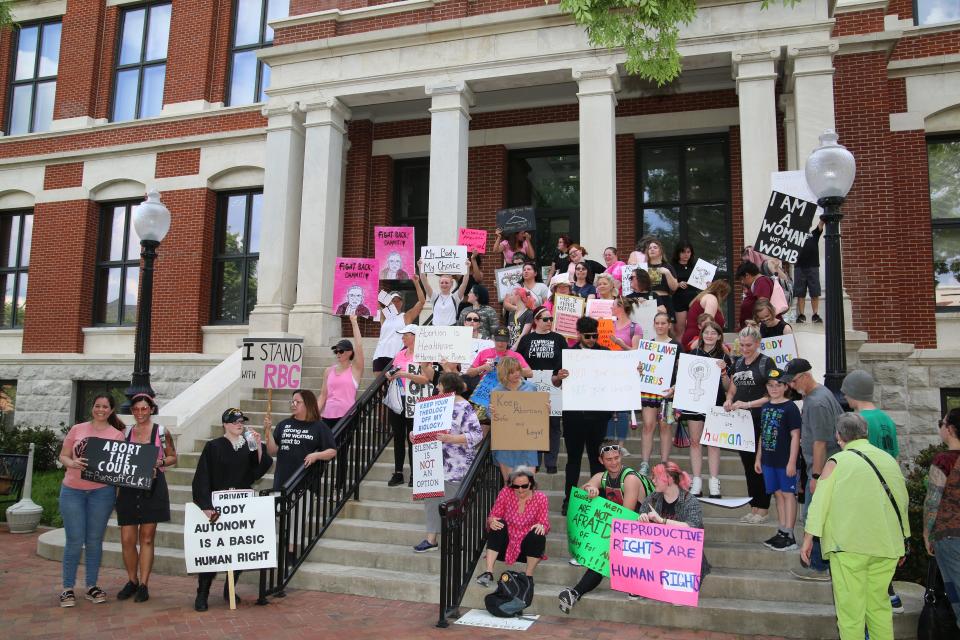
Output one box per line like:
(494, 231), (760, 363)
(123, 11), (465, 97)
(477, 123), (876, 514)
(759, 261), (794, 314)
(755, 275), (790, 316)
(484, 570), (534, 618)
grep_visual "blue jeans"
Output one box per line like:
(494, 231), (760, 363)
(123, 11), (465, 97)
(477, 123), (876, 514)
(606, 411), (630, 442)
(935, 537), (960, 626)
(59, 484), (116, 589)
(802, 475), (829, 572)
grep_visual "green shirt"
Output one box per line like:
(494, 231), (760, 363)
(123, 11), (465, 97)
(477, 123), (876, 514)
(861, 408), (899, 459)
(805, 439), (909, 560)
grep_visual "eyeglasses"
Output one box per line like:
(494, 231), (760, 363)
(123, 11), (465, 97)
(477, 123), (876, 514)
(290, 400), (303, 406)
(581, 333), (598, 339)
(510, 483), (531, 490)
(464, 317), (480, 323)
(600, 444), (622, 454)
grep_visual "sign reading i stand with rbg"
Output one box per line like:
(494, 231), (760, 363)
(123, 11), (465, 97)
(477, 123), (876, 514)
(241, 336), (304, 390)
(81, 437), (159, 489)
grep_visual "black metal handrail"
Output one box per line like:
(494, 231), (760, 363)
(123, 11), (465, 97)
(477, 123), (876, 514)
(257, 370), (392, 603)
(436, 435), (501, 627)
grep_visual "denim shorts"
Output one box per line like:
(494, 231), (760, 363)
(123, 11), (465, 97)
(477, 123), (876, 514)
(762, 464), (798, 494)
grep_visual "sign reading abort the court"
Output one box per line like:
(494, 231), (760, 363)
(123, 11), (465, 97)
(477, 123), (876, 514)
(241, 336), (304, 390)
(81, 437), (159, 489)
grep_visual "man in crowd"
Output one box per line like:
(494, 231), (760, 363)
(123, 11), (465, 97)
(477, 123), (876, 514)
(794, 219), (824, 323)
(736, 262), (776, 328)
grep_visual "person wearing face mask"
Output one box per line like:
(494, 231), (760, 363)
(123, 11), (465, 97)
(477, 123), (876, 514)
(371, 279), (425, 373)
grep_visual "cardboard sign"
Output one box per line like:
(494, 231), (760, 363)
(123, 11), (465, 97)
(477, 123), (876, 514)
(183, 497), (277, 573)
(561, 350), (645, 411)
(586, 298), (615, 320)
(630, 299), (658, 344)
(333, 257), (378, 319)
(753, 191), (818, 264)
(672, 354), (722, 414)
(635, 340), (679, 395)
(609, 519), (705, 606)
(458, 228), (487, 254)
(412, 393), (455, 443)
(490, 391), (549, 451)
(553, 294), (584, 338)
(374, 226), (415, 281)
(687, 259), (717, 291)
(759, 333), (799, 368)
(566, 487), (639, 576)
(531, 370), (562, 416)
(495, 266), (523, 301)
(420, 245), (468, 275)
(621, 264), (640, 292)
(413, 325), (473, 364)
(378, 290), (396, 307)
(80, 437), (159, 489)
(241, 337), (304, 390)
(597, 318), (621, 351)
(496, 206), (536, 233)
(469, 371), (499, 409)
(402, 362), (435, 419)
(412, 439), (445, 499)
(701, 407), (756, 452)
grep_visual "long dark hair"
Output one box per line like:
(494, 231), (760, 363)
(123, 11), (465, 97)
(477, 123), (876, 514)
(93, 394), (126, 431)
(672, 241), (695, 266)
(293, 390), (321, 423)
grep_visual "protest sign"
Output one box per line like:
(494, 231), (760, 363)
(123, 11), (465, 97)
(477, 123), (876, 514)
(566, 487), (639, 576)
(378, 290), (396, 307)
(553, 294), (584, 338)
(454, 609), (539, 631)
(687, 259), (717, 291)
(413, 325), (473, 364)
(402, 363), (435, 419)
(490, 391), (549, 451)
(412, 439), (444, 499)
(586, 298), (615, 320)
(608, 519), (705, 606)
(772, 170), (823, 217)
(80, 437), (159, 489)
(374, 226), (415, 281)
(212, 489), (255, 507)
(420, 245), (468, 275)
(673, 353), (722, 414)
(701, 407), (756, 452)
(635, 340), (679, 395)
(241, 337), (304, 390)
(463, 338), (495, 368)
(562, 350), (645, 411)
(697, 496), (752, 509)
(753, 191), (818, 264)
(458, 228), (487, 254)
(333, 257), (378, 318)
(759, 333), (799, 368)
(494, 266), (523, 301)
(630, 298), (658, 342)
(531, 370), (562, 416)
(469, 371), (499, 409)
(621, 264), (640, 292)
(412, 393), (455, 443)
(183, 496), (277, 573)
(597, 318), (620, 351)
(496, 206), (536, 233)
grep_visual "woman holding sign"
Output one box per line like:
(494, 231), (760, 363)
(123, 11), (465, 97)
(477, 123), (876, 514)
(372, 278), (425, 373)
(637, 312), (681, 479)
(419, 262), (470, 327)
(56, 395), (126, 608)
(490, 357), (540, 482)
(385, 326), (437, 487)
(115, 394), (177, 604)
(494, 228), (535, 266)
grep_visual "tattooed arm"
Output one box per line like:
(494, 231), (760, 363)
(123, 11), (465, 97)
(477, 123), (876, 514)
(924, 464), (947, 555)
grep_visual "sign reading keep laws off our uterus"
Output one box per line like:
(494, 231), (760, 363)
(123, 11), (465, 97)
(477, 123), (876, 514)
(241, 337), (304, 390)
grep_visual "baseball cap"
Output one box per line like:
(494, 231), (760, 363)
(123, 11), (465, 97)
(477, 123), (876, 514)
(493, 327), (510, 341)
(396, 324), (419, 335)
(779, 358), (813, 383)
(221, 408), (249, 424)
(766, 368), (787, 383)
(332, 339), (354, 352)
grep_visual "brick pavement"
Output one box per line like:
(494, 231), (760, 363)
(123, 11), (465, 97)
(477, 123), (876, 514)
(1, 527), (782, 640)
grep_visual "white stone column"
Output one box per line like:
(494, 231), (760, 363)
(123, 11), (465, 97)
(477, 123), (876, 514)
(574, 65), (620, 254)
(787, 43), (838, 168)
(780, 93), (798, 171)
(248, 102), (305, 334)
(733, 50), (779, 245)
(287, 97), (351, 346)
(426, 81), (473, 245)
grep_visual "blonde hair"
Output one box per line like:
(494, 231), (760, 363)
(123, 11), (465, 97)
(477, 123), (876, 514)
(496, 356), (523, 387)
(738, 322), (762, 342)
(753, 299), (777, 321)
(594, 273), (617, 298)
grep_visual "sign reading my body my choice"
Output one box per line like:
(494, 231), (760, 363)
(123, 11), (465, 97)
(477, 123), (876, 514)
(420, 246), (468, 275)
(81, 437), (159, 489)
(241, 337), (304, 390)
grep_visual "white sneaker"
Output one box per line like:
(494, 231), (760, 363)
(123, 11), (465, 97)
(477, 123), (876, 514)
(568, 558), (582, 566)
(708, 476), (721, 498)
(619, 446), (630, 457)
(638, 460), (650, 476)
(690, 477), (702, 497)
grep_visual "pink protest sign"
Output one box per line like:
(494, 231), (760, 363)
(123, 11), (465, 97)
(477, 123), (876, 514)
(374, 226), (415, 281)
(608, 519), (705, 607)
(333, 258), (378, 319)
(458, 227), (488, 254)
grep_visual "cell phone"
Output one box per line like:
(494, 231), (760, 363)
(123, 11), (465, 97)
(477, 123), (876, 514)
(387, 366), (401, 376)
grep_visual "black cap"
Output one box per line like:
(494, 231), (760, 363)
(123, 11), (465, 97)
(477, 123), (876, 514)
(779, 358), (812, 383)
(766, 368), (787, 383)
(332, 339), (354, 352)
(493, 327), (510, 341)
(221, 408), (249, 424)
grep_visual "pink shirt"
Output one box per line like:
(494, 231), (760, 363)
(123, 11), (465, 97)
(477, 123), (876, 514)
(321, 365), (359, 420)
(471, 348), (530, 370)
(62, 422), (125, 490)
(500, 239), (532, 265)
(605, 261), (626, 283)
(488, 487), (550, 564)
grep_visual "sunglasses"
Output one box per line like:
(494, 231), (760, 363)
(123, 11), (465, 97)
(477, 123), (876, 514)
(464, 317), (480, 322)
(537, 316), (553, 322)
(600, 444), (623, 454)
(581, 333), (598, 339)
(332, 349), (345, 354)
(510, 483), (531, 490)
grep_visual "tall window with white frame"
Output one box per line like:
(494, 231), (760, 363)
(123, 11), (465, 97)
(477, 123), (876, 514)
(212, 191), (262, 324)
(111, 2), (171, 121)
(930, 135), (960, 310)
(0, 211), (32, 329)
(227, 0), (289, 106)
(913, 0), (959, 25)
(7, 20), (61, 135)
(95, 203), (141, 326)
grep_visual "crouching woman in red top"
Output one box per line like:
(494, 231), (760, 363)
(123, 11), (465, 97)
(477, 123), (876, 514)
(475, 466), (550, 587)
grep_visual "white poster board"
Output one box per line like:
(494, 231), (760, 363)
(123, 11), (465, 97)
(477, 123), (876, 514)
(412, 439), (445, 499)
(585, 298), (615, 320)
(495, 266), (523, 301)
(687, 259), (717, 291)
(672, 353), (723, 414)
(412, 325), (473, 364)
(420, 245), (468, 275)
(412, 393), (455, 443)
(635, 340), (679, 395)
(183, 497), (277, 573)
(700, 407), (756, 453)
(630, 298), (658, 342)
(532, 370), (562, 417)
(561, 350), (644, 411)
(462, 338), (495, 368)
(621, 264), (640, 293)
(240, 337), (304, 390)
(771, 170), (824, 218)
(759, 333), (799, 369)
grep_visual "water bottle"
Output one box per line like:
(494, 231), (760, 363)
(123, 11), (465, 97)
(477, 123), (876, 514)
(243, 428), (258, 452)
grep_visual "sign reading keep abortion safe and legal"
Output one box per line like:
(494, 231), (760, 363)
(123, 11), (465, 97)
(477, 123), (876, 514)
(241, 337), (304, 390)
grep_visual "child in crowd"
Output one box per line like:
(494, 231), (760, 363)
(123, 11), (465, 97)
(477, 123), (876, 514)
(753, 369), (801, 551)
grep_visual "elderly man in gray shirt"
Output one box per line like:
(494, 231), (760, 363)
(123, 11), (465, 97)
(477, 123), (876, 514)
(780, 358), (842, 581)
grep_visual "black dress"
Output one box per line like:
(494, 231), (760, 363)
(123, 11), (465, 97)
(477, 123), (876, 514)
(115, 423), (171, 526)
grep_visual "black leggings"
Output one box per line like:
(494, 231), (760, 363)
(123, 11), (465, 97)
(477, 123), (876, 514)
(323, 417), (350, 489)
(562, 412), (608, 500)
(738, 409), (771, 510)
(573, 568), (604, 596)
(486, 522), (546, 562)
(388, 411), (414, 474)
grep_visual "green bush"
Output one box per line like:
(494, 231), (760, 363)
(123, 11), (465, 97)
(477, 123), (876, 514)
(0, 469), (65, 527)
(894, 442), (946, 585)
(0, 424), (67, 472)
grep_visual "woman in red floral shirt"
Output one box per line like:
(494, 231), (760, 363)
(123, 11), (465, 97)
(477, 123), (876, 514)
(475, 466), (550, 587)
